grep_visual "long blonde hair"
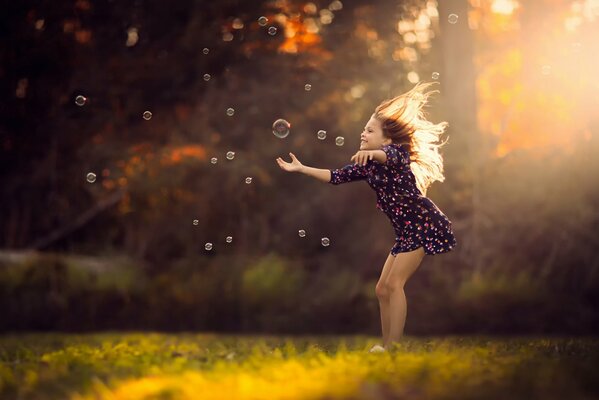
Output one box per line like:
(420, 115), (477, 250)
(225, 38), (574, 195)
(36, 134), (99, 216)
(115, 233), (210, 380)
(373, 81), (449, 197)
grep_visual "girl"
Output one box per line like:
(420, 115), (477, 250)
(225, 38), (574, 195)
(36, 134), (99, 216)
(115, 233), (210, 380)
(276, 81), (457, 352)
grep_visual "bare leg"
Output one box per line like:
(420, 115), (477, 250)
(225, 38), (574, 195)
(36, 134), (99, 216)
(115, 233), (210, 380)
(375, 252), (397, 346)
(385, 246), (425, 349)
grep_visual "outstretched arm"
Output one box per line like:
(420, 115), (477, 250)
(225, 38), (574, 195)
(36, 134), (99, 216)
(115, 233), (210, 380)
(300, 165), (331, 183)
(276, 152), (331, 183)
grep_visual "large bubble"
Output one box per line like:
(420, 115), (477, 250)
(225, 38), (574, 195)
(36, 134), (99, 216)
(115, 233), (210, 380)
(272, 119), (291, 138)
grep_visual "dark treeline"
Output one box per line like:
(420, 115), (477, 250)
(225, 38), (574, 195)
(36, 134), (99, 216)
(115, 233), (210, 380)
(1, 0), (598, 334)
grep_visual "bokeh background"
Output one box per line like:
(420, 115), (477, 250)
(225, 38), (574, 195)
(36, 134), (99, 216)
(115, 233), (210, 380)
(1, 0), (599, 335)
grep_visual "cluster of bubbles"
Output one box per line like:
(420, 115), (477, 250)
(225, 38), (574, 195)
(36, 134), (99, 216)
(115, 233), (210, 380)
(203, 236), (233, 251)
(272, 118), (345, 145)
(297, 229), (331, 247)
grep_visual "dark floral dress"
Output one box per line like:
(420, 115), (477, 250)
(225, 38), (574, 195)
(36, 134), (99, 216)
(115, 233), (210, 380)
(329, 143), (457, 256)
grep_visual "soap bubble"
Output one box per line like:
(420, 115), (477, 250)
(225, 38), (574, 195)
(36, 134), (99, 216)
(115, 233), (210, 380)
(258, 16), (268, 26)
(448, 14), (458, 24)
(272, 119), (291, 138)
(211, 157), (218, 164)
(226, 108), (235, 116)
(317, 130), (327, 140)
(226, 151), (235, 160)
(143, 111), (152, 120)
(335, 136), (345, 146)
(268, 26), (277, 36)
(75, 95), (87, 106)
(203, 74), (211, 81)
(298, 229), (306, 237)
(245, 177), (253, 184)
(203, 47), (209, 54)
(226, 236), (233, 243)
(321, 237), (330, 246)
(205, 242), (213, 251)
(432, 72), (440, 80)
(86, 172), (96, 183)
(192, 219), (199, 225)
(304, 84), (312, 91)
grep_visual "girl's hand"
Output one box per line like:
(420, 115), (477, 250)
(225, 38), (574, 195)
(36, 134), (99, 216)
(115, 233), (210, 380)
(350, 150), (376, 166)
(276, 152), (304, 172)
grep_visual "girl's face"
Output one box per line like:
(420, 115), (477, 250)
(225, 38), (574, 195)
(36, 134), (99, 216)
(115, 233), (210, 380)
(360, 115), (392, 151)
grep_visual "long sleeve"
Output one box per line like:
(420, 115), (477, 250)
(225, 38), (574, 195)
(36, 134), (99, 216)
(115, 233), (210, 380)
(381, 143), (409, 168)
(329, 162), (369, 185)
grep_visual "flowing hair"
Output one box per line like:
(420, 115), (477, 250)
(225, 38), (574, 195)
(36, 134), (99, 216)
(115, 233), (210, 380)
(373, 81), (450, 197)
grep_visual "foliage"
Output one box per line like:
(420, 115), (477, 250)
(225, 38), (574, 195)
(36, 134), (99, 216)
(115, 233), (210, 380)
(1, 333), (599, 399)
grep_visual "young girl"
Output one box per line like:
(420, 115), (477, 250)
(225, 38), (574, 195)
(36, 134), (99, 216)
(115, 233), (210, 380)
(276, 81), (457, 352)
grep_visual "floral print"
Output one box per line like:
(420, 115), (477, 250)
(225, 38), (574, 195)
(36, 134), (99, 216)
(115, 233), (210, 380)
(329, 143), (457, 256)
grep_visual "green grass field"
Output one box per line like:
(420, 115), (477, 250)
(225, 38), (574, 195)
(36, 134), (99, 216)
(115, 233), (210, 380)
(1, 332), (598, 399)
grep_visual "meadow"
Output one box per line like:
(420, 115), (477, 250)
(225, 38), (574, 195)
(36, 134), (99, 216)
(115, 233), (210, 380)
(1, 332), (598, 399)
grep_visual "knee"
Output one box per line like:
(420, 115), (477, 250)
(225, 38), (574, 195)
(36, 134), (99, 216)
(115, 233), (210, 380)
(375, 282), (391, 300)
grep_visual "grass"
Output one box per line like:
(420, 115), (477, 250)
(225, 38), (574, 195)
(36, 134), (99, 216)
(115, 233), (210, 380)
(0, 332), (598, 399)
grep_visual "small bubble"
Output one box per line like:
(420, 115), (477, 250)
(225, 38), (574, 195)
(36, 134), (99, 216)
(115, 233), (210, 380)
(335, 136), (345, 146)
(193, 219), (199, 225)
(258, 16), (268, 26)
(298, 229), (306, 237)
(226, 236), (233, 243)
(86, 172), (96, 183)
(226, 151), (235, 160)
(268, 26), (278, 36)
(432, 72), (440, 80)
(143, 111), (152, 120)
(272, 119), (291, 138)
(203, 47), (209, 54)
(245, 177), (253, 184)
(304, 84), (312, 91)
(448, 14), (459, 24)
(203, 74), (211, 81)
(226, 108), (235, 116)
(205, 242), (213, 251)
(75, 95), (87, 106)
(321, 237), (330, 246)
(211, 157), (218, 164)
(317, 130), (327, 140)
